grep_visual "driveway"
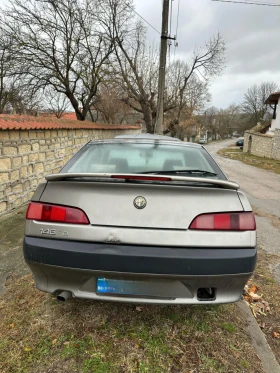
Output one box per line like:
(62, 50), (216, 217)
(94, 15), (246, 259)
(206, 139), (280, 281)
(0, 207), (29, 295)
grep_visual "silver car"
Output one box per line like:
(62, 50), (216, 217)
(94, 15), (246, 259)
(23, 134), (257, 304)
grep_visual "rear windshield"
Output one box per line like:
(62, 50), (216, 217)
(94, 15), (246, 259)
(62, 142), (224, 178)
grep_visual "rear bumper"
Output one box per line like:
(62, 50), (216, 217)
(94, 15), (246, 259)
(23, 236), (257, 304)
(24, 236), (256, 276)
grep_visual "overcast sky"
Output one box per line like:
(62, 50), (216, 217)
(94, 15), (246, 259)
(134, 0), (280, 108)
(1, 0), (279, 109)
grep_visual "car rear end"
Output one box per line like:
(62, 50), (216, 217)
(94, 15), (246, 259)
(236, 137), (244, 147)
(23, 139), (257, 304)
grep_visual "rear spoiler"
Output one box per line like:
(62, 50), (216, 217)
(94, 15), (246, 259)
(45, 173), (240, 190)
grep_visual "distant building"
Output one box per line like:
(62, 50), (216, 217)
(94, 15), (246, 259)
(265, 91), (280, 135)
(243, 92), (280, 160)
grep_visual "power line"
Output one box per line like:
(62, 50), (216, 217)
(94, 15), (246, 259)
(196, 69), (207, 81)
(212, 0), (280, 6)
(213, 0), (280, 5)
(169, 0), (173, 61)
(175, 0), (181, 38)
(174, 0), (181, 58)
(241, 0), (280, 3)
(245, 0), (280, 2)
(122, 1), (161, 34)
(170, 0), (173, 37)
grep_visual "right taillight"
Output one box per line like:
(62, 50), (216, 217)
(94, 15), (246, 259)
(189, 212), (256, 231)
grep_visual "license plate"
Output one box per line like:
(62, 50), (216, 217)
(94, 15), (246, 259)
(96, 278), (151, 296)
(96, 278), (190, 299)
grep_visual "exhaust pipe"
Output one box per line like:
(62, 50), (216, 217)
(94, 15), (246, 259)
(197, 287), (216, 301)
(57, 290), (72, 302)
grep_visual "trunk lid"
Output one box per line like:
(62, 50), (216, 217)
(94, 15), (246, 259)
(39, 180), (244, 230)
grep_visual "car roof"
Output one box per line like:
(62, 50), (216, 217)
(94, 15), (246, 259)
(115, 134), (181, 141)
(88, 137), (202, 148)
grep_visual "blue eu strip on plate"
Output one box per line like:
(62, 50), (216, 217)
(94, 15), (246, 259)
(96, 277), (189, 299)
(96, 278), (146, 295)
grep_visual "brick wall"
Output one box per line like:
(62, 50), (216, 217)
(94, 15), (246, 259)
(0, 127), (140, 215)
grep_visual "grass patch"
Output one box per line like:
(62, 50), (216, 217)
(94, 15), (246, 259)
(0, 206), (26, 253)
(0, 275), (265, 373)
(221, 323), (237, 333)
(82, 356), (116, 373)
(218, 147), (280, 174)
(248, 248), (280, 364)
(221, 147), (244, 153)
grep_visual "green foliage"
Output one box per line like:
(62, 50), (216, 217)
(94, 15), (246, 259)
(221, 323), (237, 333)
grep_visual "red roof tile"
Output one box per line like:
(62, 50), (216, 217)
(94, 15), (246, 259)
(40, 112), (78, 120)
(0, 115), (141, 131)
(60, 112), (78, 120)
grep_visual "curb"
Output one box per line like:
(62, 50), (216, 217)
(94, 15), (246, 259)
(237, 300), (280, 373)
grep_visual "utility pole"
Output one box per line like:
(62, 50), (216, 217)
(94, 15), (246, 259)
(154, 0), (170, 134)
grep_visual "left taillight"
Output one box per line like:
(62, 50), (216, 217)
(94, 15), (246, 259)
(26, 202), (90, 225)
(189, 212), (256, 231)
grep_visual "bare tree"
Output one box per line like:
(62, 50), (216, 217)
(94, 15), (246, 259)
(92, 85), (132, 124)
(216, 104), (242, 137)
(176, 34), (225, 125)
(200, 106), (219, 139)
(0, 33), (42, 115)
(1, 0), (129, 120)
(8, 84), (44, 115)
(0, 39), (10, 113)
(0, 31), (19, 113)
(111, 12), (225, 133)
(164, 70), (211, 139)
(200, 104), (243, 139)
(111, 21), (159, 133)
(241, 82), (279, 126)
(43, 88), (71, 118)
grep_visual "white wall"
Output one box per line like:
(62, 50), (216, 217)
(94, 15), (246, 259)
(271, 97), (280, 131)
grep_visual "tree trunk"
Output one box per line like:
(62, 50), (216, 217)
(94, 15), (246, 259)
(66, 91), (86, 121)
(88, 108), (96, 123)
(141, 104), (153, 133)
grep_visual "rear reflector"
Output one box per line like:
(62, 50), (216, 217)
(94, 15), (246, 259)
(111, 175), (172, 181)
(189, 212), (256, 231)
(26, 202), (89, 224)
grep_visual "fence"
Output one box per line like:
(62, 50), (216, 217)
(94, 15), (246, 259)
(0, 116), (141, 215)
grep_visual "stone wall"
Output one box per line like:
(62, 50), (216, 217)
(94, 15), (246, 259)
(0, 126), (140, 216)
(272, 129), (280, 160)
(243, 129), (280, 160)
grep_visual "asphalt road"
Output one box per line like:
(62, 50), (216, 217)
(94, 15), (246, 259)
(206, 139), (280, 283)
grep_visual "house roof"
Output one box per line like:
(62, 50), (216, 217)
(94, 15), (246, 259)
(265, 91), (280, 105)
(0, 115), (141, 131)
(245, 121), (271, 134)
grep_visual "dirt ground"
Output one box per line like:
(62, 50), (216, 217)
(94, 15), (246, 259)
(0, 207), (266, 373)
(0, 272), (265, 373)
